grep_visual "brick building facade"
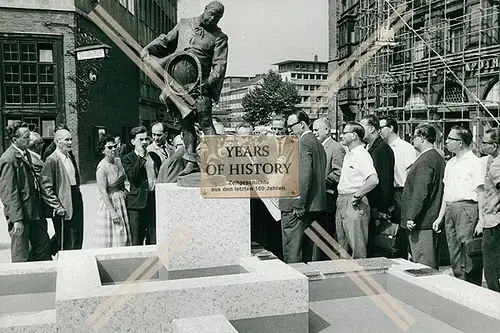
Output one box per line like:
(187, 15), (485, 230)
(0, 0), (177, 182)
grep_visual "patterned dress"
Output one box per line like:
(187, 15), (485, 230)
(93, 158), (131, 248)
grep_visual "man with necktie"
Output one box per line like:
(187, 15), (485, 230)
(0, 122), (51, 262)
(147, 122), (174, 164)
(123, 126), (162, 245)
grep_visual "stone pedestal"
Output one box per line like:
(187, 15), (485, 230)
(172, 314), (238, 333)
(155, 183), (250, 270)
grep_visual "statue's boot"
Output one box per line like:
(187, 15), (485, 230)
(178, 161), (200, 177)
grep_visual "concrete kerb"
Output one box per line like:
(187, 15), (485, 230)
(305, 221), (416, 331)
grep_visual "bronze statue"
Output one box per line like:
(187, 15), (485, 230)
(141, 1), (228, 177)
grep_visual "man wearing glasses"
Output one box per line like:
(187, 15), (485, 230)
(379, 116), (417, 260)
(336, 122), (379, 258)
(478, 128), (500, 292)
(279, 110), (326, 263)
(401, 123), (445, 269)
(431, 126), (484, 285)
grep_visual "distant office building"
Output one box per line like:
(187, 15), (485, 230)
(217, 76), (263, 127)
(273, 56), (331, 121)
(0, 0), (177, 182)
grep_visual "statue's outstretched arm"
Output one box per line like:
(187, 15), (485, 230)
(142, 22), (180, 59)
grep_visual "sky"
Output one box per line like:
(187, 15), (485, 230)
(177, 0), (329, 77)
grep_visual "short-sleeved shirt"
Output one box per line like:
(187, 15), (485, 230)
(390, 137), (417, 187)
(482, 155), (500, 228)
(443, 150), (484, 203)
(337, 145), (377, 195)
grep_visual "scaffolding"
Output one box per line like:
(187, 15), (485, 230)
(355, 0), (500, 151)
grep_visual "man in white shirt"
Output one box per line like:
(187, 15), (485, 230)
(432, 126), (484, 285)
(336, 121), (379, 258)
(479, 128), (500, 292)
(380, 116), (417, 259)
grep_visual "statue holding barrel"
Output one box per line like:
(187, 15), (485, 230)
(141, 1), (228, 177)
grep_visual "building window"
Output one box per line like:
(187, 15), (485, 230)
(450, 27), (463, 53)
(291, 73), (296, 79)
(303, 74), (309, 80)
(1, 40), (58, 107)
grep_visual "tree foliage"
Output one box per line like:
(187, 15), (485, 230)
(242, 70), (301, 126)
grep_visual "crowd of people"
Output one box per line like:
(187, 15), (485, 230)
(0, 121), (184, 261)
(247, 111), (499, 294)
(1, 112), (499, 294)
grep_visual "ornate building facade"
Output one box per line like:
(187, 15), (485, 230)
(0, 0), (177, 181)
(329, 0), (500, 148)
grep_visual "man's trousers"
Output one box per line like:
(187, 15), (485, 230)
(10, 218), (51, 262)
(335, 194), (370, 259)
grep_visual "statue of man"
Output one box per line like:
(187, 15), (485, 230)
(141, 1), (228, 176)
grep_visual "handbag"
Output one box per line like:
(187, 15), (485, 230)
(373, 211), (399, 253)
(462, 236), (483, 274)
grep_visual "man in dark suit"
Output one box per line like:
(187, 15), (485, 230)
(360, 114), (395, 257)
(122, 126), (162, 245)
(312, 118), (345, 240)
(279, 110), (327, 263)
(40, 129), (84, 252)
(157, 136), (187, 183)
(0, 122), (51, 262)
(401, 123), (445, 269)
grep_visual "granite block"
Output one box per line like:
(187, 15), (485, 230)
(53, 247), (308, 333)
(0, 261), (58, 331)
(172, 314), (238, 333)
(290, 258), (393, 281)
(0, 260), (57, 277)
(155, 183), (250, 270)
(388, 259), (500, 320)
(0, 310), (56, 332)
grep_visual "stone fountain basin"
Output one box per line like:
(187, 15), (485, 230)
(52, 246), (308, 333)
(0, 261), (57, 331)
(96, 256), (249, 285)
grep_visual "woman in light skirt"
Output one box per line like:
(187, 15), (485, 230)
(93, 134), (131, 248)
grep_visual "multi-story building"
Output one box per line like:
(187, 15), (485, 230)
(217, 76), (263, 127)
(0, 0), (177, 182)
(330, 0), (500, 148)
(273, 57), (331, 121)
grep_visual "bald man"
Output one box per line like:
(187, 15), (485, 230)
(313, 118), (345, 241)
(40, 129), (84, 253)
